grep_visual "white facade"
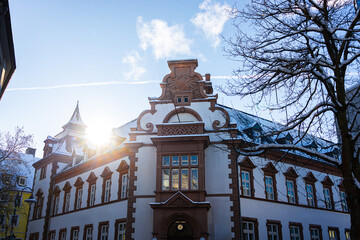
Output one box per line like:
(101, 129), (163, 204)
(27, 60), (350, 240)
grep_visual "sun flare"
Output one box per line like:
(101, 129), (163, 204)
(86, 125), (112, 147)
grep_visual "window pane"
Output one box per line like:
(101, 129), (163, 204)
(181, 156), (189, 165)
(172, 156), (179, 166)
(172, 169), (179, 190)
(181, 169), (189, 190)
(162, 169), (170, 190)
(190, 155), (198, 165)
(162, 156), (170, 166)
(191, 168), (198, 190)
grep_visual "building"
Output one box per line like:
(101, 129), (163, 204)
(0, 0), (16, 100)
(0, 149), (38, 240)
(27, 59), (350, 240)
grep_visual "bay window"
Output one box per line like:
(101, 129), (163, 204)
(162, 155), (198, 191)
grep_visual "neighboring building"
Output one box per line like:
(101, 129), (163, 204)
(0, 149), (38, 240)
(0, 0), (16, 100)
(27, 60), (350, 240)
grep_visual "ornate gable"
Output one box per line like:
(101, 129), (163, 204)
(86, 172), (98, 183)
(321, 176), (334, 186)
(284, 167), (299, 179)
(239, 157), (256, 169)
(303, 172), (317, 183)
(116, 160), (129, 172)
(62, 181), (72, 191)
(156, 60), (215, 103)
(261, 162), (278, 174)
(100, 166), (113, 178)
(74, 177), (84, 187)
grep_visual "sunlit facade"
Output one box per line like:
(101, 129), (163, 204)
(27, 60), (350, 240)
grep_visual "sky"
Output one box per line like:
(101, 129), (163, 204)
(0, 0), (264, 157)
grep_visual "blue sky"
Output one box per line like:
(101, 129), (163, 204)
(1, 0), (260, 156)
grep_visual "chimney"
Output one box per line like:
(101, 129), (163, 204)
(26, 147), (36, 157)
(205, 73), (210, 81)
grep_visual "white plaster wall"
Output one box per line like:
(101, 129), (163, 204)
(135, 147), (156, 195)
(206, 196), (233, 240)
(205, 145), (231, 194)
(27, 219), (45, 238)
(49, 200), (127, 240)
(132, 198), (155, 240)
(241, 197), (350, 240)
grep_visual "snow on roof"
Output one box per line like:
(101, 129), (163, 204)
(219, 103), (339, 159)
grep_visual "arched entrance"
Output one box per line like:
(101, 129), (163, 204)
(167, 220), (193, 240)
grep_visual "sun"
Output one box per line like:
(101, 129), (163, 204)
(86, 124), (112, 147)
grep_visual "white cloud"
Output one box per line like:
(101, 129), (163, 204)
(137, 17), (192, 59)
(191, 0), (231, 48)
(122, 52), (146, 81)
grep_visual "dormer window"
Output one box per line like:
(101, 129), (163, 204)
(253, 130), (261, 144)
(17, 177), (26, 186)
(285, 139), (292, 145)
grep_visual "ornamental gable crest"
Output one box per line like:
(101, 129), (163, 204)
(155, 59), (215, 103)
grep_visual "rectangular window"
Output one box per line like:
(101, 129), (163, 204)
(162, 156), (170, 166)
(345, 230), (351, 240)
(328, 229), (339, 240)
(243, 221), (255, 240)
(72, 229), (79, 240)
(104, 179), (111, 203)
(190, 155), (198, 165)
(290, 226), (301, 240)
(172, 169), (179, 190)
(265, 176), (274, 200)
(49, 232), (55, 240)
(162, 169), (170, 190)
(90, 184), (96, 207)
(40, 166), (46, 180)
(172, 156), (179, 166)
(10, 215), (19, 227)
(310, 227), (320, 240)
(60, 230), (66, 240)
(306, 184), (315, 206)
(191, 168), (198, 190)
(340, 191), (348, 212)
(85, 226), (93, 240)
(117, 222), (126, 240)
(64, 192), (70, 212)
(18, 177), (26, 186)
(54, 195), (60, 215)
(181, 169), (189, 190)
(286, 180), (295, 203)
(267, 223), (280, 240)
(121, 174), (128, 198)
(76, 189), (82, 209)
(324, 188), (332, 209)
(241, 171), (251, 196)
(100, 225), (109, 240)
(181, 156), (189, 165)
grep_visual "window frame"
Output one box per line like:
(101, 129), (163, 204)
(345, 229), (351, 240)
(339, 191), (348, 212)
(70, 226), (80, 240)
(242, 217), (259, 240)
(304, 172), (317, 207)
(117, 161), (129, 200)
(266, 220), (282, 240)
(284, 167), (299, 204)
(288, 222), (303, 240)
(74, 187), (83, 210)
(98, 221), (109, 240)
(100, 167), (113, 204)
(321, 176), (334, 210)
(86, 172), (98, 207)
(83, 224), (93, 240)
(59, 228), (67, 240)
(48, 230), (56, 240)
(114, 219), (126, 240)
(262, 162), (278, 201)
(309, 224), (323, 240)
(40, 166), (46, 180)
(328, 227), (340, 240)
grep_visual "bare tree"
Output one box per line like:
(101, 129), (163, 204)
(0, 127), (33, 229)
(223, 0), (360, 238)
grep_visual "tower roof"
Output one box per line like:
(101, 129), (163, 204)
(55, 102), (87, 138)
